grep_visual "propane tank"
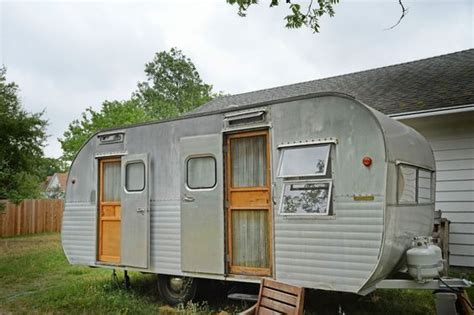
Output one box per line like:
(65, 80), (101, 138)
(406, 236), (444, 283)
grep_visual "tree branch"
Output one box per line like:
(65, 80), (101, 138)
(385, 0), (408, 30)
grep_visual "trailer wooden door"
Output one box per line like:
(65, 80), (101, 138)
(98, 158), (122, 263)
(226, 130), (272, 276)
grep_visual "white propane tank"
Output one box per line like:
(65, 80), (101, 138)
(406, 236), (444, 283)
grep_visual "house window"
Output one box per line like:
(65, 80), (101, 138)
(187, 156), (217, 189)
(398, 164), (434, 204)
(125, 162), (145, 192)
(278, 144), (330, 178)
(280, 181), (332, 215)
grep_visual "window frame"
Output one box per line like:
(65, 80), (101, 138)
(186, 155), (217, 190)
(397, 163), (435, 205)
(125, 161), (146, 193)
(277, 143), (332, 179)
(279, 179), (333, 216)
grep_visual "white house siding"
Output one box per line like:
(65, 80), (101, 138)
(400, 111), (474, 267)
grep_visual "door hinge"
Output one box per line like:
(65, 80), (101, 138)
(226, 254), (231, 263)
(224, 199), (229, 208)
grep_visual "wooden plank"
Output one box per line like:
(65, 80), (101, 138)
(264, 278), (302, 296)
(259, 306), (283, 315)
(262, 287), (297, 306)
(0, 199), (64, 237)
(260, 297), (296, 314)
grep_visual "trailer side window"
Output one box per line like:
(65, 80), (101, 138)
(418, 169), (433, 204)
(125, 162), (145, 192)
(398, 165), (416, 203)
(278, 144), (330, 178)
(398, 164), (434, 204)
(280, 181), (332, 215)
(187, 156), (216, 189)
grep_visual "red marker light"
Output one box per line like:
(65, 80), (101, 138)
(362, 156), (372, 167)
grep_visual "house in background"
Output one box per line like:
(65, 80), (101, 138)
(195, 49), (474, 268)
(42, 172), (68, 199)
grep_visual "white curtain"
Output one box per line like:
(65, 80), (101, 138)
(231, 136), (266, 187)
(103, 162), (121, 202)
(232, 210), (269, 268)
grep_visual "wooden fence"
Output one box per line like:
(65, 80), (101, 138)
(0, 199), (64, 237)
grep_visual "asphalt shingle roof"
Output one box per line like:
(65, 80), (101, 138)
(195, 49), (474, 115)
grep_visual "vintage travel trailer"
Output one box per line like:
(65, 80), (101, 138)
(62, 92), (437, 304)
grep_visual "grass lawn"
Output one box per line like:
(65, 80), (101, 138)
(0, 233), (472, 314)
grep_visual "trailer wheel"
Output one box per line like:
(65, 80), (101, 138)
(157, 274), (197, 305)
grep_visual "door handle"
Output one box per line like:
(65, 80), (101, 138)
(183, 195), (195, 202)
(136, 207), (146, 214)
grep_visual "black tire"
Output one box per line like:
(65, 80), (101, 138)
(157, 274), (197, 305)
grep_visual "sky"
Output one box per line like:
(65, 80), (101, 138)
(1, 0), (473, 158)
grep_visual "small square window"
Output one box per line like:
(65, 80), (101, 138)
(126, 162), (145, 192)
(278, 144), (330, 178)
(187, 156), (216, 189)
(280, 181), (332, 215)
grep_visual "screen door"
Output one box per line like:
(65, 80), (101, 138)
(226, 130), (272, 276)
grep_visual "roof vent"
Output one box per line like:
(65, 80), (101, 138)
(98, 132), (124, 145)
(224, 107), (268, 130)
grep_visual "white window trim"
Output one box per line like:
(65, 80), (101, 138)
(279, 179), (333, 216)
(277, 144), (331, 178)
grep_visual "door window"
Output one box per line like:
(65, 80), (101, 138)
(125, 162), (145, 192)
(187, 156), (216, 189)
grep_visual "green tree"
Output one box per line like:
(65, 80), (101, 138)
(39, 157), (67, 178)
(0, 67), (48, 203)
(60, 48), (219, 162)
(134, 47), (214, 119)
(227, 0), (339, 33)
(227, 0), (408, 32)
(59, 99), (152, 162)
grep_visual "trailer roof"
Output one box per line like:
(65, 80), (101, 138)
(194, 49), (474, 116)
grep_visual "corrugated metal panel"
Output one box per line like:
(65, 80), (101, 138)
(61, 202), (96, 264)
(150, 199), (182, 275)
(275, 198), (383, 293)
(431, 136), (474, 267)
